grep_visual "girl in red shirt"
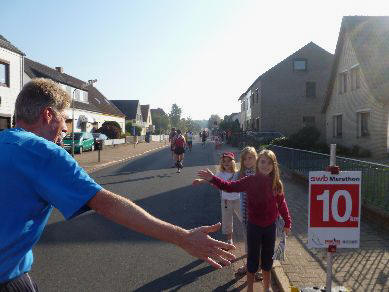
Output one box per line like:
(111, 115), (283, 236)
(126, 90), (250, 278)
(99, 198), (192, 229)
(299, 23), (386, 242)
(197, 149), (291, 292)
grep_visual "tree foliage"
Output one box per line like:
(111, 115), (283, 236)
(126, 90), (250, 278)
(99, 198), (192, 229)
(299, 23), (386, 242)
(151, 110), (170, 134)
(208, 114), (221, 129)
(169, 104), (182, 128)
(97, 121), (122, 139)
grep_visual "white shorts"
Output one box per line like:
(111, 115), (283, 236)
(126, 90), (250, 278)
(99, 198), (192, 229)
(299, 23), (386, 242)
(221, 199), (241, 235)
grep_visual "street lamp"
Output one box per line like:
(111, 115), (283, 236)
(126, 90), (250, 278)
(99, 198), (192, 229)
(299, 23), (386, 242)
(71, 79), (98, 157)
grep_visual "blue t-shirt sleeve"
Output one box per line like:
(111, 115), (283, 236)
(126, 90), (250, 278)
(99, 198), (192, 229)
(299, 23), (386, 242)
(33, 147), (102, 220)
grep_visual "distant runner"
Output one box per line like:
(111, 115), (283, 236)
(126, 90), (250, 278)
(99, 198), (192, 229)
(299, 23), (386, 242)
(173, 130), (186, 173)
(201, 130), (208, 148)
(186, 131), (193, 152)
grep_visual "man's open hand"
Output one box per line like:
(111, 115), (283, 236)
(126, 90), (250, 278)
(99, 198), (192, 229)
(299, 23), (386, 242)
(179, 222), (236, 269)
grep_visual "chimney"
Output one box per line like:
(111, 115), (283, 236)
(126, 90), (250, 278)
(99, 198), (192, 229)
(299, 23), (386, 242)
(55, 67), (64, 74)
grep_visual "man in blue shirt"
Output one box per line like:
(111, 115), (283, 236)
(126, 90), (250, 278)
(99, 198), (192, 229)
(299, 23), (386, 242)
(0, 79), (235, 292)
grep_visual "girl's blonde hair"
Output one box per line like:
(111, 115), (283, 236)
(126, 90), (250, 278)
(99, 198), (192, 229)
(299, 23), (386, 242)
(257, 149), (284, 195)
(239, 146), (257, 178)
(219, 156), (238, 173)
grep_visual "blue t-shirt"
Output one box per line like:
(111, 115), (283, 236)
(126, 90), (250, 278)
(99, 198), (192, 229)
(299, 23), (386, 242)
(0, 128), (102, 282)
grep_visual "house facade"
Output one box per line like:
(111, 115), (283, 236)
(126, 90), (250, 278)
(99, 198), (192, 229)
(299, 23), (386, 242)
(0, 35), (24, 130)
(239, 90), (251, 131)
(141, 104), (154, 132)
(323, 16), (389, 157)
(239, 42), (333, 138)
(24, 58), (125, 133)
(110, 100), (147, 134)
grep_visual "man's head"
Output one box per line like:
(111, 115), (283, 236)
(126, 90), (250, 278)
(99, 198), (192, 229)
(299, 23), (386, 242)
(15, 78), (71, 143)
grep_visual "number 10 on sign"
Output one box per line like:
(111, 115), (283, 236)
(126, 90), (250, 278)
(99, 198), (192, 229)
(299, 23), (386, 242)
(308, 171), (361, 248)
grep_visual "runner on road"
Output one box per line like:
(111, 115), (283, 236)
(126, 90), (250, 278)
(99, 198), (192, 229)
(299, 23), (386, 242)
(173, 130), (186, 173)
(186, 131), (193, 152)
(201, 130), (207, 148)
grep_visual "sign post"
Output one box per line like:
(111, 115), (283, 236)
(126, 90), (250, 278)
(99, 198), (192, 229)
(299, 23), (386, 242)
(308, 145), (361, 291)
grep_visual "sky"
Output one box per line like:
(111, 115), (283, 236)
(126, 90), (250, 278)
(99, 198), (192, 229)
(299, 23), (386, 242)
(1, 0), (389, 120)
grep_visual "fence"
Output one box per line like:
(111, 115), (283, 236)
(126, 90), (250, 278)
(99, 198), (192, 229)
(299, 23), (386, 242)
(268, 145), (389, 214)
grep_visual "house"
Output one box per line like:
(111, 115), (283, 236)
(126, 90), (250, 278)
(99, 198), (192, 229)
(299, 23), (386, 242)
(140, 104), (154, 132)
(323, 16), (389, 158)
(24, 58), (126, 133)
(239, 42), (333, 138)
(0, 35), (25, 130)
(110, 100), (146, 134)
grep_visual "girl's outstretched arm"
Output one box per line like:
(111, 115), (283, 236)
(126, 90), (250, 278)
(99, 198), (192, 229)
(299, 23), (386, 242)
(197, 169), (252, 193)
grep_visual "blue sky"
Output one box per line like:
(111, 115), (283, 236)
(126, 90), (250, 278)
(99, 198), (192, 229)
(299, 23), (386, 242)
(1, 0), (388, 119)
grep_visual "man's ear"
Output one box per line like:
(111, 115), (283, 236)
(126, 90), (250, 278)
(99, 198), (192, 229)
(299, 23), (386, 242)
(41, 107), (55, 124)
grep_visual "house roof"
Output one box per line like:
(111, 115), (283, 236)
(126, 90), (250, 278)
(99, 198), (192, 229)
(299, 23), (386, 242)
(110, 100), (140, 120)
(140, 105), (150, 122)
(24, 58), (124, 117)
(238, 42), (333, 100)
(322, 16), (389, 112)
(150, 108), (167, 116)
(0, 35), (25, 55)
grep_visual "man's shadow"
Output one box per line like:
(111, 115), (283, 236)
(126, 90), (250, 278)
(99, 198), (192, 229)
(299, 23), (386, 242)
(133, 259), (241, 292)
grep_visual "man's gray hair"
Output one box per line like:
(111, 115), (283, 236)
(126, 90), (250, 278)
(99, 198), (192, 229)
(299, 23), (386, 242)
(15, 78), (71, 124)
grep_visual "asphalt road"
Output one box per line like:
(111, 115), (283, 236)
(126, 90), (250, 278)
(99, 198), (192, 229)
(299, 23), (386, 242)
(30, 141), (240, 291)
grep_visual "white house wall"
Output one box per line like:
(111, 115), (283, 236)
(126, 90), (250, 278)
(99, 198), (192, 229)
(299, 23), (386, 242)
(325, 32), (388, 157)
(0, 47), (23, 122)
(64, 109), (125, 133)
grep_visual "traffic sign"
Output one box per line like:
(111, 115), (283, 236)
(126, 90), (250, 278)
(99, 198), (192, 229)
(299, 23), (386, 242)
(308, 171), (361, 248)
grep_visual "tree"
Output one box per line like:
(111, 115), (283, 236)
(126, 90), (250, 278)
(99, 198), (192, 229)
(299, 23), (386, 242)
(169, 104), (182, 128)
(208, 114), (221, 130)
(151, 109), (170, 134)
(97, 121), (121, 139)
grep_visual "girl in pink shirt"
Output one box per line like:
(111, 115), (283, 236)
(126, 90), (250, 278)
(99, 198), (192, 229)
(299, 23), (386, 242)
(197, 149), (291, 292)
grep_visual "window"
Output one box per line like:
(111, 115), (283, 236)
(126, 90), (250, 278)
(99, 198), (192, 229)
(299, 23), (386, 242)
(306, 82), (316, 98)
(255, 88), (259, 103)
(251, 94), (254, 107)
(256, 117), (260, 130)
(303, 116), (315, 127)
(357, 112), (369, 137)
(0, 62), (10, 87)
(333, 115), (342, 137)
(351, 67), (360, 91)
(338, 72), (348, 94)
(293, 59), (307, 71)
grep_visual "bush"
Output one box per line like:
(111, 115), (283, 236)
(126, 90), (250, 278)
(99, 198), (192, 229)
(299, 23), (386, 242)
(102, 121), (122, 132)
(289, 126), (321, 150)
(97, 122), (121, 139)
(314, 143), (330, 154)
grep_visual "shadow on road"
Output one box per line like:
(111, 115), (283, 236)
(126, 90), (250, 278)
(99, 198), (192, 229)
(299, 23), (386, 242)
(39, 183), (222, 245)
(134, 259), (241, 292)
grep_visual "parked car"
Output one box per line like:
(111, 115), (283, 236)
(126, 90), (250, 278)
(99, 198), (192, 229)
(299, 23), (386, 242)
(63, 132), (95, 154)
(252, 131), (285, 144)
(92, 133), (108, 150)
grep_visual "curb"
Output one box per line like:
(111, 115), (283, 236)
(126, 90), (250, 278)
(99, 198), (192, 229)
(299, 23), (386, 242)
(272, 260), (291, 292)
(85, 144), (169, 174)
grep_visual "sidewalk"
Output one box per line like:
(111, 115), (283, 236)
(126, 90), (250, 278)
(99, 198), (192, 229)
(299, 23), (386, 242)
(74, 141), (169, 173)
(215, 142), (389, 292)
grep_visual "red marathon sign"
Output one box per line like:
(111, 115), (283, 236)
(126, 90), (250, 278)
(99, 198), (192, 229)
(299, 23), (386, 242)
(308, 171), (361, 249)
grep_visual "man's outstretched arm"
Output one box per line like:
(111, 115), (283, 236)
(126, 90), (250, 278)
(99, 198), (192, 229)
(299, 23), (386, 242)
(87, 189), (235, 269)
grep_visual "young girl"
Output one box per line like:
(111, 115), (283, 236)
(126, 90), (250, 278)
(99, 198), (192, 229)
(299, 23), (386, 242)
(197, 149), (291, 292)
(237, 146), (257, 276)
(194, 152), (240, 244)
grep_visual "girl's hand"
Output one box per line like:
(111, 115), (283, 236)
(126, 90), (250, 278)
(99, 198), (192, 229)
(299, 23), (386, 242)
(192, 179), (207, 186)
(197, 169), (214, 181)
(284, 227), (290, 235)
